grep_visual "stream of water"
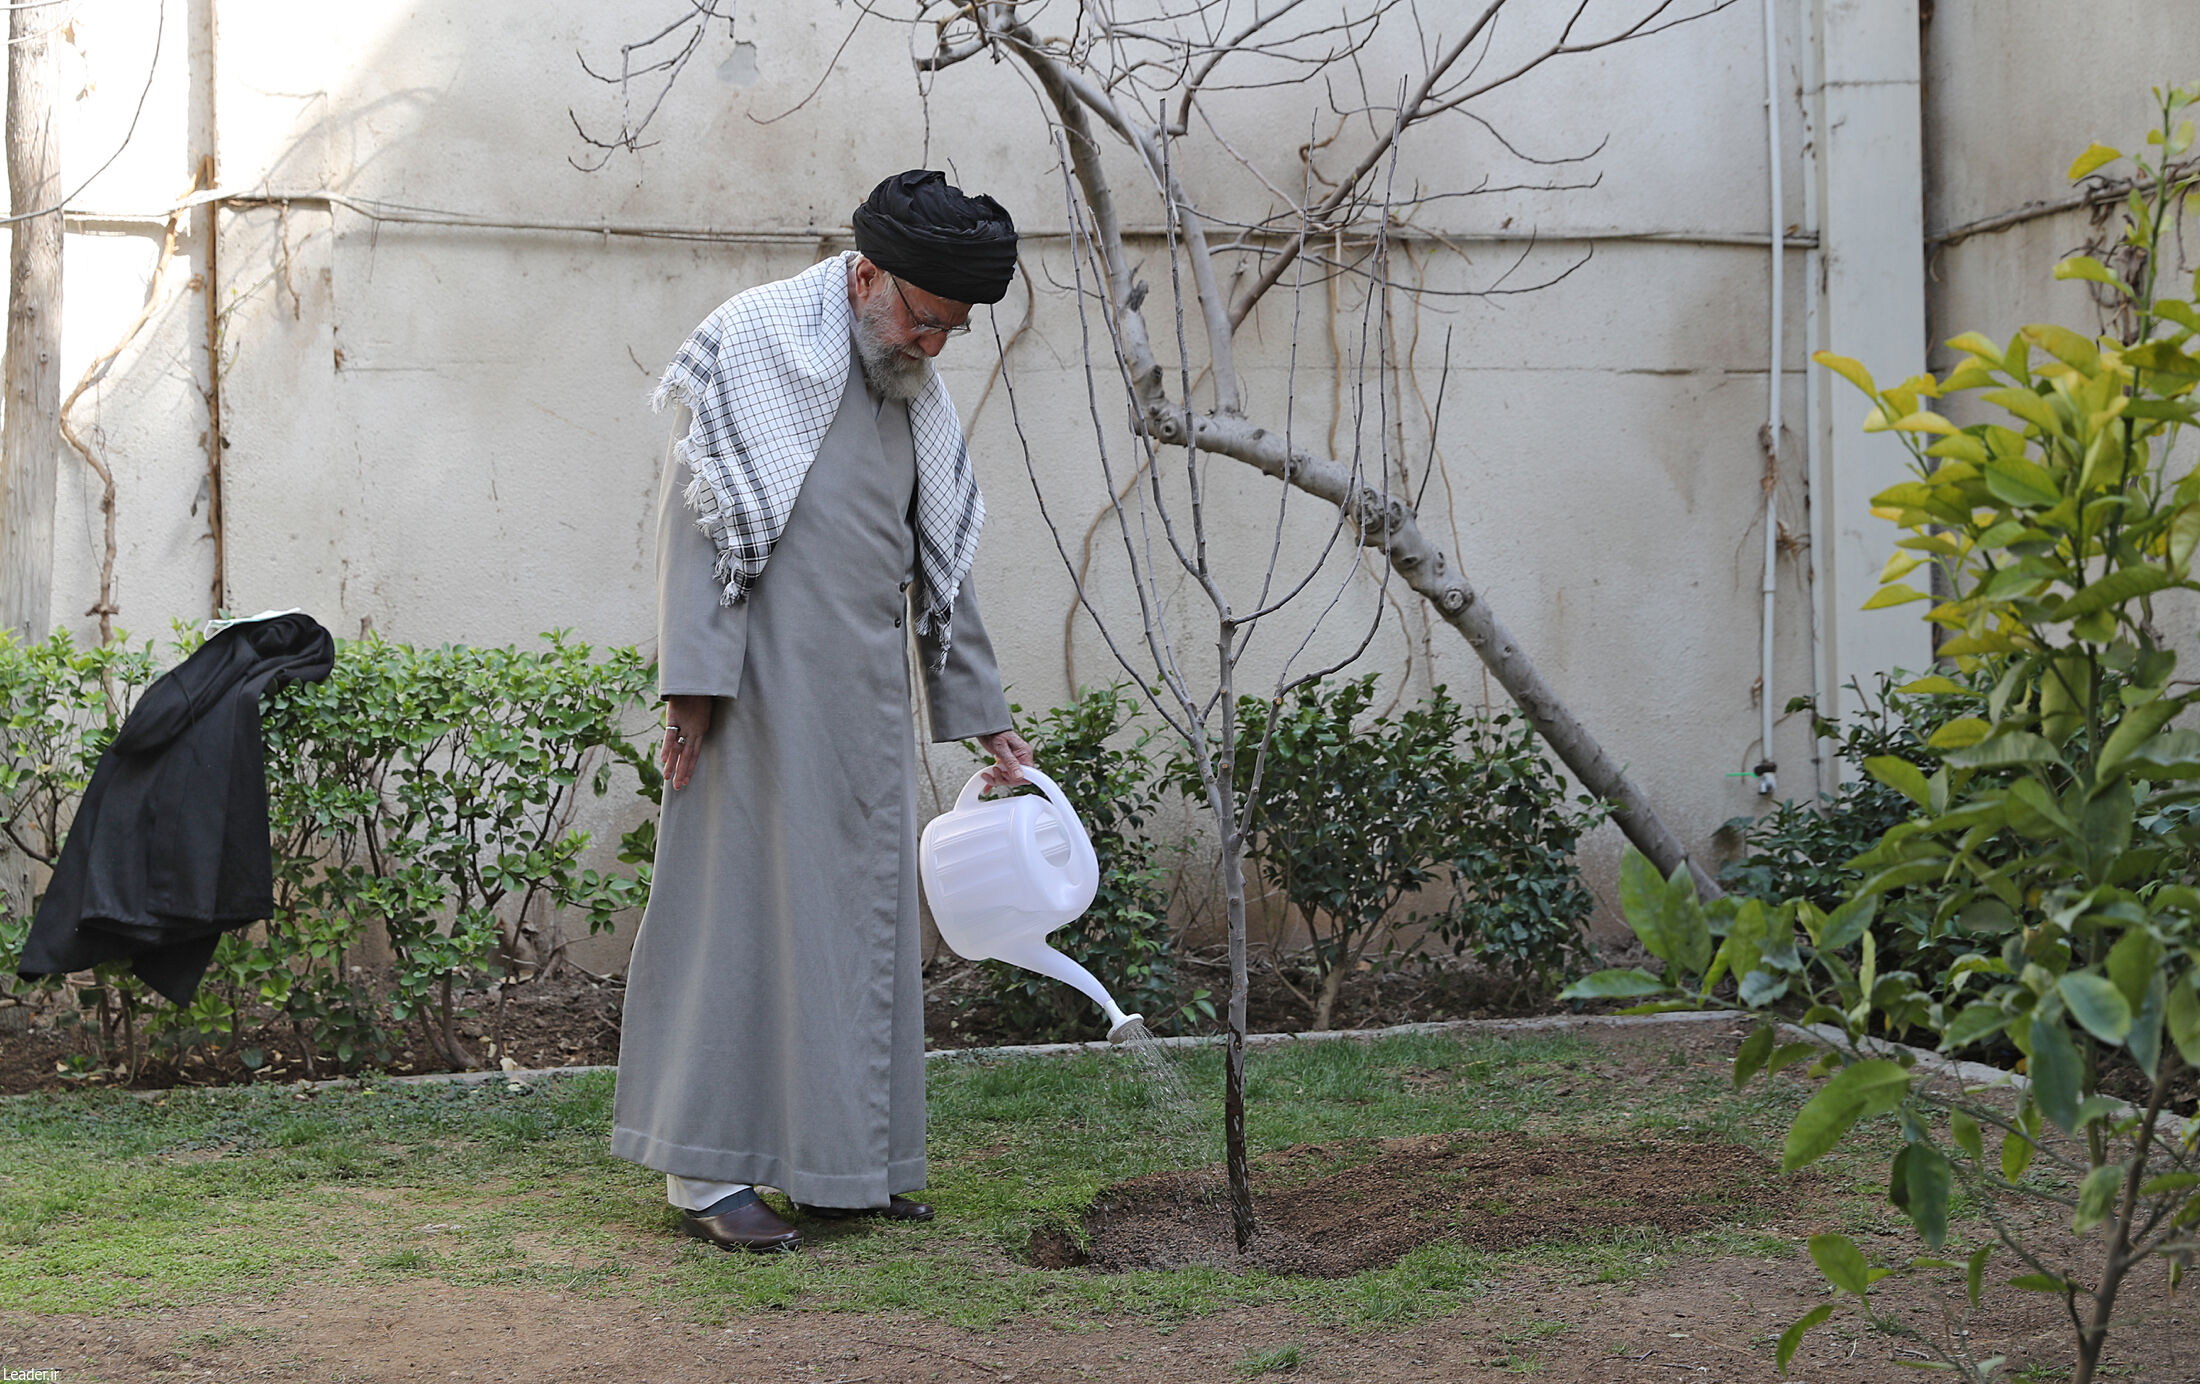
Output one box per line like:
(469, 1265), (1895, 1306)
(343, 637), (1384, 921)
(1107, 1019), (1219, 1191)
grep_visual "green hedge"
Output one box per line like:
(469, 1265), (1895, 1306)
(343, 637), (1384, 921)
(4, 632), (1607, 1074)
(0, 627), (657, 1078)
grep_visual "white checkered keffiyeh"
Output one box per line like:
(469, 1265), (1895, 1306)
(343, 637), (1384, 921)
(651, 252), (985, 667)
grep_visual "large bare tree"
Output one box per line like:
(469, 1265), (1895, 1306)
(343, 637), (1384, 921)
(578, 0), (1739, 1250)
(910, 0), (1732, 899)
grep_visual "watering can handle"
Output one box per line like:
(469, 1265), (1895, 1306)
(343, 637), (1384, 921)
(950, 761), (1086, 849)
(955, 761), (1073, 819)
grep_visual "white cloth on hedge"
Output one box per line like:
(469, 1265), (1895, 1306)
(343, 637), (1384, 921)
(651, 251), (984, 668)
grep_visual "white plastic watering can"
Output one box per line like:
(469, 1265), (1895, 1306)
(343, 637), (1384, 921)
(919, 762), (1145, 1041)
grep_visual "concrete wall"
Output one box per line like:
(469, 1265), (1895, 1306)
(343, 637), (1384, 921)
(17, 0), (1957, 964)
(1923, 4), (2200, 360)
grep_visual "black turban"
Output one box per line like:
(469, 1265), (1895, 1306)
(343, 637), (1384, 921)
(852, 169), (1019, 306)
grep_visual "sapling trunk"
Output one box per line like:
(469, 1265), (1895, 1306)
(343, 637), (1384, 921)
(2073, 1062), (2177, 1384)
(1215, 782), (1255, 1251)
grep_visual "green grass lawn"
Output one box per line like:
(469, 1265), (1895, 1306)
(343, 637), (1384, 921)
(0, 1030), (1878, 1330)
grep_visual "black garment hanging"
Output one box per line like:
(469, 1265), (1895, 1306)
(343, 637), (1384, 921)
(18, 612), (335, 1003)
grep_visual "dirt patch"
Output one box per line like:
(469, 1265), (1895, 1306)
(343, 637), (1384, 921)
(1039, 1130), (1809, 1277)
(7, 1253), (2190, 1384)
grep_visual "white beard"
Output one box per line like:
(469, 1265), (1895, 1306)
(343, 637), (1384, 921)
(853, 290), (931, 402)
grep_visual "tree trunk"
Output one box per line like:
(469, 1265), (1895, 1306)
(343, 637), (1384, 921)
(1209, 685), (1255, 1251)
(0, 5), (64, 640)
(1174, 410), (1722, 899)
(1313, 960), (1344, 1034)
(1218, 817), (1254, 1251)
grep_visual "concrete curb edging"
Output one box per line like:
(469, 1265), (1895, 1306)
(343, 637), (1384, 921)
(33, 1010), (2172, 1135)
(327, 1010), (1756, 1090)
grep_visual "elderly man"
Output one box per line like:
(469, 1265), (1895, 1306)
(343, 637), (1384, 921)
(613, 171), (1032, 1252)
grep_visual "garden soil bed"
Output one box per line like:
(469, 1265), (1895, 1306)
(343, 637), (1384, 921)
(0, 948), (1561, 1097)
(3, 1024), (2192, 1382)
(1037, 1130), (1810, 1277)
(7, 1244), (2190, 1384)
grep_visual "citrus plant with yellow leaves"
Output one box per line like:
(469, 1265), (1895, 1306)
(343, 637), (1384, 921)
(1566, 86), (2200, 1384)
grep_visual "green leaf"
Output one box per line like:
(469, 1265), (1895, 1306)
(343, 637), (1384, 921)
(2055, 255), (2130, 294)
(2029, 1014), (2084, 1132)
(1776, 1304), (1835, 1373)
(2104, 929), (2162, 1011)
(1814, 351), (1878, 398)
(2129, 970), (2166, 1081)
(1896, 675), (1968, 696)
(1967, 1244), (1993, 1306)
(2097, 695), (2185, 777)
(2059, 973), (2134, 1043)
(1810, 1233), (1872, 1297)
(1983, 388), (2061, 436)
(1739, 969), (1792, 1007)
(2140, 1172), (2200, 1196)
(1734, 1024), (1776, 1090)
(1557, 968), (1669, 1000)
(1891, 1144), (1955, 1250)
(1943, 1003), (2010, 1053)
(1819, 895), (1877, 952)
(1927, 717), (1992, 751)
(2074, 1163), (2125, 1233)
(1950, 1111), (1983, 1163)
(2166, 976), (2200, 1067)
(2002, 1127), (2035, 1181)
(2068, 142), (2122, 179)
(1785, 1059), (1911, 1171)
(1864, 755), (1932, 808)
(2008, 1273), (2067, 1293)
(1946, 330), (2004, 363)
(2053, 565), (2172, 622)
(1766, 1041), (1819, 1076)
(1864, 583), (1931, 610)
(1945, 732), (2062, 770)
(1618, 849), (1712, 978)
(1981, 452), (2063, 505)
(2123, 728), (2200, 779)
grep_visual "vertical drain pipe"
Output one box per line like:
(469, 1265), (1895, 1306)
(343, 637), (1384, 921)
(1755, 0), (1785, 798)
(1799, 0), (1832, 791)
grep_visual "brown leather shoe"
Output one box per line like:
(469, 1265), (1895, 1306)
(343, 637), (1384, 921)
(797, 1194), (934, 1222)
(679, 1189), (802, 1252)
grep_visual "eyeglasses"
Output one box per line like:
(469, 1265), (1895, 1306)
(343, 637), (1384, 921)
(892, 279), (971, 339)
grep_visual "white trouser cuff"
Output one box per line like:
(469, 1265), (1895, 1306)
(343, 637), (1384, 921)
(666, 1174), (753, 1211)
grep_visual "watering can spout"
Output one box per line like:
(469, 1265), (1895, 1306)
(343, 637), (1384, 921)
(984, 936), (1144, 1043)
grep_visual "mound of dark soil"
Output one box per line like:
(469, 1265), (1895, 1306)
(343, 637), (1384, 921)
(1033, 1130), (1810, 1278)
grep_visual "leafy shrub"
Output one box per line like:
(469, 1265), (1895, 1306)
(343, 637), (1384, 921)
(956, 686), (1192, 1041)
(1719, 671), (2025, 1024)
(1572, 91), (2200, 1384)
(1429, 704), (1606, 989)
(0, 627), (656, 1077)
(1212, 676), (1599, 1030)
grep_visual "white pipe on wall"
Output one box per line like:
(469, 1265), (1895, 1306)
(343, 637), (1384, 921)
(1756, 0), (1786, 798)
(1799, 0), (1832, 794)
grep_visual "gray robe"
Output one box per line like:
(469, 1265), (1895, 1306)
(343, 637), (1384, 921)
(611, 358), (1011, 1206)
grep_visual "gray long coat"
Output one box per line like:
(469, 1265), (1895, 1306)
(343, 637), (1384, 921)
(611, 361), (1010, 1207)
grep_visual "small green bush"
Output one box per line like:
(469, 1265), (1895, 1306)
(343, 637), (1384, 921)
(1719, 671), (2027, 1035)
(955, 686), (1193, 1041)
(1213, 676), (1600, 1030)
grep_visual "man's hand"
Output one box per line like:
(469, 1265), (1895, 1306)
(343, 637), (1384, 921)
(977, 728), (1034, 789)
(662, 694), (713, 792)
